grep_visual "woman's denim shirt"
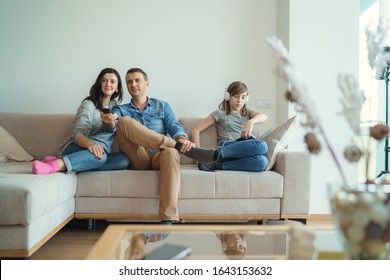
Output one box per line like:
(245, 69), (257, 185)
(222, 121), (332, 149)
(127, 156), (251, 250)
(112, 97), (187, 141)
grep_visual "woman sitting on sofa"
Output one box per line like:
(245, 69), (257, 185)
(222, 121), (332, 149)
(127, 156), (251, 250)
(32, 68), (129, 174)
(190, 81), (268, 172)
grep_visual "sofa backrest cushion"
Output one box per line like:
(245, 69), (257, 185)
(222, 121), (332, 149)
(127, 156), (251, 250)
(0, 114), (219, 163)
(0, 113), (75, 160)
(178, 117), (218, 164)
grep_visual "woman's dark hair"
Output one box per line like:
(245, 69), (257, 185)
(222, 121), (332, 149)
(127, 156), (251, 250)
(218, 81), (249, 116)
(87, 68), (123, 109)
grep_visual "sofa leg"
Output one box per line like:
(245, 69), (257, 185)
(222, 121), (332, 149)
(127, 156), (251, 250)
(88, 219), (96, 230)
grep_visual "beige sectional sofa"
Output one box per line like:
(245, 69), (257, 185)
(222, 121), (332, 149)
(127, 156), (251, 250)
(0, 112), (311, 258)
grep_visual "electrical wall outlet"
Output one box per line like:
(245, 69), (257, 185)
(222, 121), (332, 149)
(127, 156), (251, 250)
(255, 99), (272, 109)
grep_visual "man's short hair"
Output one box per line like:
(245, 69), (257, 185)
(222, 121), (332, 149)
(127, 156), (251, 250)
(126, 68), (148, 81)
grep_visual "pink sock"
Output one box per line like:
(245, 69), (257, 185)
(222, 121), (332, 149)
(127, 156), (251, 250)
(43, 156), (58, 163)
(32, 160), (60, 174)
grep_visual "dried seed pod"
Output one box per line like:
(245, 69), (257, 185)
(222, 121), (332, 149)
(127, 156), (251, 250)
(304, 132), (321, 154)
(343, 145), (362, 162)
(370, 124), (389, 140)
(285, 90), (298, 103)
(379, 174), (390, 185)
(384, 221), (390, 243)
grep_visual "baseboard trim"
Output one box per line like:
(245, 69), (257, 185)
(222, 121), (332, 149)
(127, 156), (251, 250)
(308, 214), (333, 222)
(281, 214), (309, 219)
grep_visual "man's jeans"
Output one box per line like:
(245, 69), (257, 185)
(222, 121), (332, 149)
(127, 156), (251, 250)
(62, 143), (129, 173)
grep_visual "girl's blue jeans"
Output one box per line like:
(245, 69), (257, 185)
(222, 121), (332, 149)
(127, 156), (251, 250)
(61, 143), (129, 173)
(217, 138), (268, 172)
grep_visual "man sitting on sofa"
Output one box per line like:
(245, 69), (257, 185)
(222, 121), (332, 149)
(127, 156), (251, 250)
(101, 68), (219, 224)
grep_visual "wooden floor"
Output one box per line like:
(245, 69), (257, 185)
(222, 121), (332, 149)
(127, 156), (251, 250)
(29, 219), (110, 260)
(28, 218), (333, 260)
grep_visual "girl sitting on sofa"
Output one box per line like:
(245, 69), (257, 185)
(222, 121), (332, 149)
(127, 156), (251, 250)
(32, 68), (129, 174)
(190, 81), (268, 172)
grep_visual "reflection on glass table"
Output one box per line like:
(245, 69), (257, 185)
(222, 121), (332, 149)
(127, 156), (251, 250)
(87, 224), (342, 260)
(124, 230), (257, 260)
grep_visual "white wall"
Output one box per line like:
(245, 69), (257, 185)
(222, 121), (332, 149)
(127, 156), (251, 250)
(0, 0), (277, 135)
(0, 0), (360, 214)
(381, 0), (390, 46)
(287, 0), (360, 213)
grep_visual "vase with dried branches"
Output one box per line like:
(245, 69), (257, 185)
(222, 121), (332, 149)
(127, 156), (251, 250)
(266, 20), (390, 259)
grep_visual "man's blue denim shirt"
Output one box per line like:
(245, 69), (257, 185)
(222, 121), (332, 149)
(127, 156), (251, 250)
(112, 97), (187, 141)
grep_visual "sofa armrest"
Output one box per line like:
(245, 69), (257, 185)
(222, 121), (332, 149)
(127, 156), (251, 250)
(272, 149), (311, 216)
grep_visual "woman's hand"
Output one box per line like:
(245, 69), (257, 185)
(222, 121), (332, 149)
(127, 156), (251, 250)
(101, 112), (118, 129)
(86, 143), (105, 159)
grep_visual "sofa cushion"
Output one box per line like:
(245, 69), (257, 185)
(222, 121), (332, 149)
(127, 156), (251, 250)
(0, 199), (75, 250)
(76, 165), (283, 200)
(260, 115), (299, 171)
(0, 125), (34, 163)
(0, 162), (77, 225)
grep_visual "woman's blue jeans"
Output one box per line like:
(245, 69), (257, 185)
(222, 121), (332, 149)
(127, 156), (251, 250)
(61, 143), (130, 173)
(217, 138), (268, 172)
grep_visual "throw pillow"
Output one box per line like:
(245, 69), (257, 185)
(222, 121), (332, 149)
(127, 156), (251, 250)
(260, 115), (299, 171)
(0, 125), (34, 163)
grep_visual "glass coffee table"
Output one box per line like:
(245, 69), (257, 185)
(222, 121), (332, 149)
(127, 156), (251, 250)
(85, 223), (343, 260)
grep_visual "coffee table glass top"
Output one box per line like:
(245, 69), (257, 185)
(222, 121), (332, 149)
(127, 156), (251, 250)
(86, 223), (342, 260)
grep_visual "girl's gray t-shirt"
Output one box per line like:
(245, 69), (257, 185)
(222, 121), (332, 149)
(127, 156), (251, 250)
(210, 109), (252, 142)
